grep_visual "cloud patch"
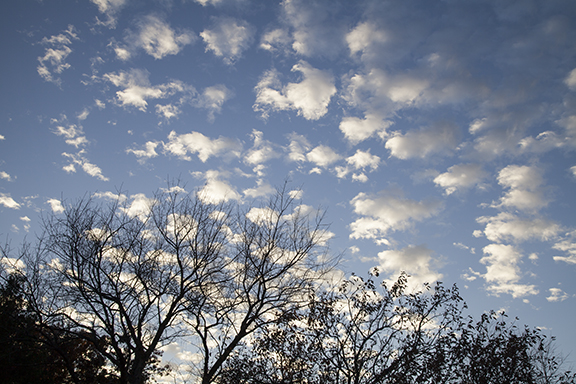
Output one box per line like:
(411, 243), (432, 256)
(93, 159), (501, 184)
(254, 62), (336, 120)
(37, 25), (79, 85)
(480, 244), (538, 298)
(349, 190), (442, 242)
(434, 163), (488, 195)
(200, 17), (254, 65)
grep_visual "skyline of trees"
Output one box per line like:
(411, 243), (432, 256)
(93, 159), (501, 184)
(1, 184), (574, 384)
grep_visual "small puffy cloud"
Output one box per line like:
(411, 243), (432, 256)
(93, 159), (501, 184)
(47, 198), (64, 213)
(62, 150), (108, 181)
(126, 15), (195, 60)
(386, 122), (460, 160)
(104, 69), (169, 111)
(93, 191), (127, 202)
(254, 62), (336, 120)
(196, 171), (241, 204)
(0, 171), (13, 181)
(155, 104), (181, 121)
(286, 133), (311, 163)
(195, 85), (232, 121)
(339, 114), (392, 145)
(349, 190), (442, 241)
(37, 25), (79, 85)
(497, 164), (543, 190)
(547, 288), (569, 302)
(280, 0), (344, 58)
(0, 134), (4, 140)
(553, 231), (576, 265)
(121, 194), (155, 220)
(492, 165), (548, 211)
(126, 141), (159, 162)
(91, 0), (127, 28)
(342, 69), (429, 110)
(244, 130), (281, 166)
(243, 180), (275, 199)
(433, 163), (488, 195)
(377, 245), (443, 291)
(306, 145), (341, 168)
(0, 193), (20, 209)
(346, 21), (387, 56)
(200, 17), (254, 65)
(346, 149), (380, 171)
(565, 68), (576, 91)
(51, 117), (88, 148)
(260, 28), (291, 52)
(570, 165), (576, 177)
(476, 212), (561, 243)
(480, 244), (538, 298)
(163, 130), (241, 162)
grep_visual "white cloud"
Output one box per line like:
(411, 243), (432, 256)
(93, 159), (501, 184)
(286, 133), (311, 163)
(126, 141), (159, 162)
(342, 69), (429, 111)
(259, 28), (291, 52)
(0, 193), (20, 209)
(103, 69), (194, 112)
(243, 180), (275, 199)
(565, 68), (576, 91)
(195, 170), (240, 204)
(121, 194), (155, 221)
(200, 17), (254, 65)
(0, 134), (4, 140)
(37, 25), (79, 85)
(126, 15), (195, 60)
(244, 130), (281, 166)
(91, 0), (127, 28)
(1, 257), (26, 275)
(476, 212), (561, 243)
(52, 119), (88, 148)
(480, 244), (538, 298)
(280, 0), (344, 58)
(163, 130), (241, 162)
(377, 245), (443, 291)
(547, 288), (569, 302)
(553, 231), (576, 265)
(93, 191), (127, 202)
(104, 69), (166, 111)
(0, 171), (13, 181)
(339, 113), (391, 144)
(492, 165), (548, 211)
(47, 198), (64, 213)
(349, 191), (442, 241)
(195, 85), (232, 121)
(346, 149), (380, 171)
(62, 150), (108, 181)
(386, 122), (460, 160)
(497, 164), (543, 190)
(346, 21), (387, 56)
(155, 104), (181, 121)
(433, 163), (488, 195)
(306, 145), (341, 168)
(254, 62), (336, 120)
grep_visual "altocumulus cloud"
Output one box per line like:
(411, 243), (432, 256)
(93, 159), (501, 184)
(254, 61), (336, 121)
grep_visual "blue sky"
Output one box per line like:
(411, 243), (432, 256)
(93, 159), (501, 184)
(1, 0), (576, 371)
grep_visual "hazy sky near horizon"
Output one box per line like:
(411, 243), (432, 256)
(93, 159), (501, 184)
(1, 0), (576, 370)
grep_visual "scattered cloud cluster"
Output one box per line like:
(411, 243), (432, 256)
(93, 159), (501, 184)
(37, 25), (79, 85)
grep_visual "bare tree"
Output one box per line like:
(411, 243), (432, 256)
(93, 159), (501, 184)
(185, 185), (333, 384)
(1, 184), (333, 384)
